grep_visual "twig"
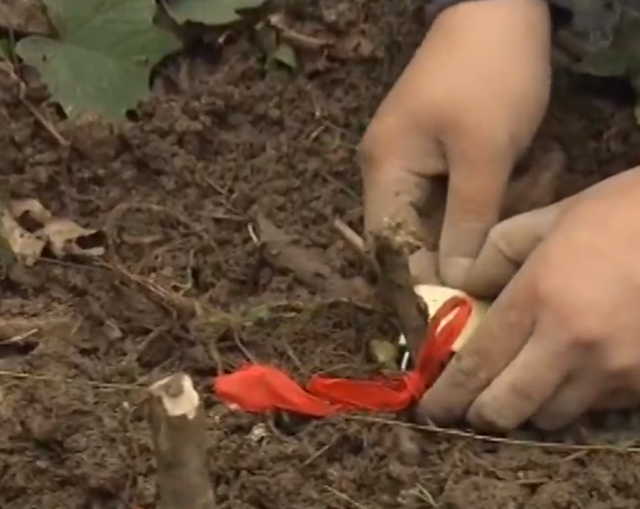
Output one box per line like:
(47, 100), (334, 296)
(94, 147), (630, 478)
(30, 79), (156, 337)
(23, 96), (70, 146)
(0, 60), (69, 147)
(104, 261), (202, 320)
(324, 486), (371, 509)
(303, 436), (339, 466)
(0, 327), (38, 345)
(0, 313), (79, 341)
(0, 369), (141, 391)
(412, 484), (438, 507)
(346, 415), (640, 453)
(333, 218), (373, 268)
(267, 13), (334, 51)
(231, 329), (257, 363)
(148, 373), (216, 509)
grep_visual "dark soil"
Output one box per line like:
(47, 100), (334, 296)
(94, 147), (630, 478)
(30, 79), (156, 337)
(2, 1), (640, 508)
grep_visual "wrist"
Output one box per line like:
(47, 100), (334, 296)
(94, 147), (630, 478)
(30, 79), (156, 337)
(427, 0), (552, 69)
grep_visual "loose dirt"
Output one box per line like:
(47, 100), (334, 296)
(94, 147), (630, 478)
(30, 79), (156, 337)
(2, 2), (640, 508)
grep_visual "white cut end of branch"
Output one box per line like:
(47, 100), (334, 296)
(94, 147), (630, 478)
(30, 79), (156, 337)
(150, 373), (200, 420)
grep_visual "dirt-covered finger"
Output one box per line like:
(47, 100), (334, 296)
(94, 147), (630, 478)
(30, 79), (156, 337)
(438, 144), (512, 289)
(467, 326), (571, 432)
(461, 198), (571, 298)
(417, 269), (536, 425)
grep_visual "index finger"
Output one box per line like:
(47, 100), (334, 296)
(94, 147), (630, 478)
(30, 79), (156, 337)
(417, 266), (536, 425)
(437, 140), (512, 289)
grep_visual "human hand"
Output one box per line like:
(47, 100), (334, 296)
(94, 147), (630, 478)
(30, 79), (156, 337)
(419, 167), (640, 431)
(360, 0), (552, 288)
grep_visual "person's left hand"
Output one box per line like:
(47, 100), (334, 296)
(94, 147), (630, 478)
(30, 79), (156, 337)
(418, 166), (640, 432)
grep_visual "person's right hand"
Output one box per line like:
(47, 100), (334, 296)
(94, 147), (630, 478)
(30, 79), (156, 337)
(419, 167), (640, 432)
(360, 0), (552, 288)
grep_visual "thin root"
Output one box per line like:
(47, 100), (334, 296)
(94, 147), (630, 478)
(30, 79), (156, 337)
(347, 415), (640, 453)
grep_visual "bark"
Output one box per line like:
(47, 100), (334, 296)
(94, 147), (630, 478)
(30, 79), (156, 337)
(148, 373), (216, 509)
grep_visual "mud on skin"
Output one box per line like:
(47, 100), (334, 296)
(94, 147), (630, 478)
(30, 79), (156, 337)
(1, 1), (640, 508)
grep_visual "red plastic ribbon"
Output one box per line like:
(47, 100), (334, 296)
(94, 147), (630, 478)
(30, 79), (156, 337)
(212, 296), (473, 416)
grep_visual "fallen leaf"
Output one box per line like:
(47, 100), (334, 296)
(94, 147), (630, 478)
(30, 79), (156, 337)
(573, 48), (629, 77)
(572, 10), (640, 81)
(572, 11), (640, 124)
(272, 43), (297, 69)
(11, 197), (52, 224)
(3, 198), (106, 264)
(1, 208), (45, 266)
(0, 0), (52, 36)
(15, 0), (181, 121)
(368, 338), (399, 371)
(42, 218), (106, 258)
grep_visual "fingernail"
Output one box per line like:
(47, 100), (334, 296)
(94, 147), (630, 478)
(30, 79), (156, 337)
(439, 256), (474, 289)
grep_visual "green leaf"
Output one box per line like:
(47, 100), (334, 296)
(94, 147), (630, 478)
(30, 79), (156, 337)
(571, 11), (640, 79)
(573, 49), (629, 77)
(16, 0), (181, 121)
(0, 39), (10, 60)
(163, 0), (266, 25)
(272, 43), (297, 69)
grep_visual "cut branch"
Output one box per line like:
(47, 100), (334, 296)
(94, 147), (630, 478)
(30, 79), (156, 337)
(372, 227), (428, 359)
(148, 373), (216, 509)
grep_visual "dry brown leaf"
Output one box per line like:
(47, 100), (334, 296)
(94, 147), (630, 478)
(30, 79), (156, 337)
(2, 198), (106, 264)
(42, 218), (105, 258)
(0, 0), (52, 35)
(10, 197), (52, 223)
(1, 208), (45, 266)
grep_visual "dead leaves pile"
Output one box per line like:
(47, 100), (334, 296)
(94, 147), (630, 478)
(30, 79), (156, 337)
(0, 0), (51, 36)
(1, 198), (106, 268)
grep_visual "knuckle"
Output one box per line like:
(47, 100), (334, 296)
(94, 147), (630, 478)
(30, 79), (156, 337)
(532, 274), (600, 342)
(358, 120), (393, 175)
(418, 350), (491, 424)
(484, 220), (520, 263)
(445, 348), (492, 392)
(602, 352), (640, 383)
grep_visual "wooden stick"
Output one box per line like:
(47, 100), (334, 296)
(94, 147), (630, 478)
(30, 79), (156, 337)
(332, 218), (382, 274)
(372, 227), (429, 359)
(148, 373), (216, 509)
(333, 219), (366, 256)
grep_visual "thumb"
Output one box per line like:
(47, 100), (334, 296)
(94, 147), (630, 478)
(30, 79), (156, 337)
(461, 197), (571, 298)
(438, 146), (512, 288)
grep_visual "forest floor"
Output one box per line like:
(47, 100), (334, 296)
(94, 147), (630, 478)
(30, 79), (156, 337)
(2, 1), (640, 508)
